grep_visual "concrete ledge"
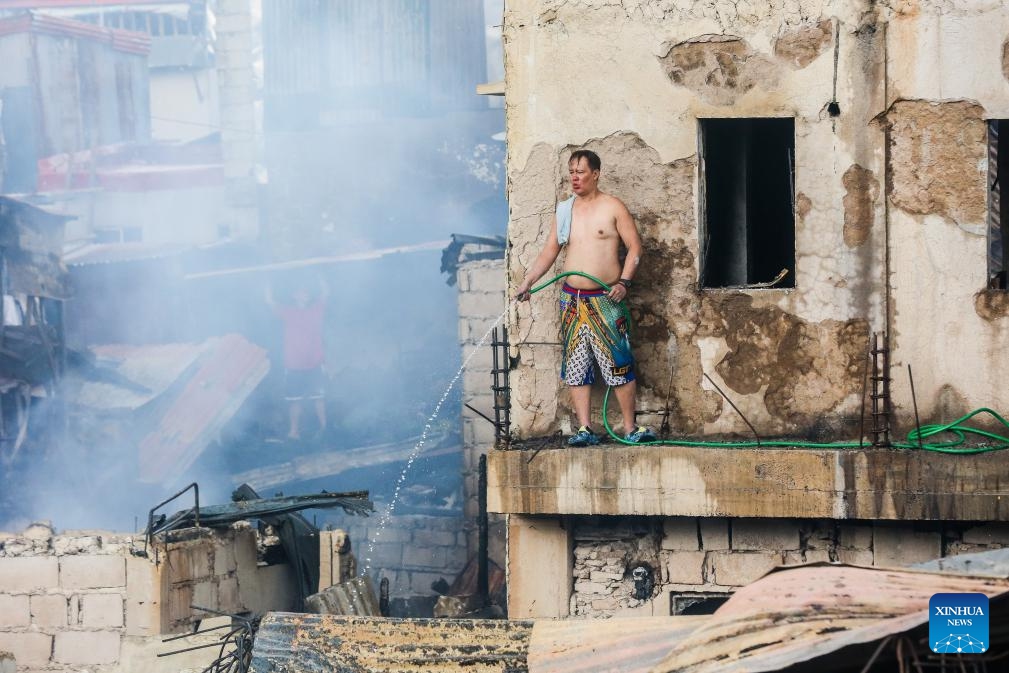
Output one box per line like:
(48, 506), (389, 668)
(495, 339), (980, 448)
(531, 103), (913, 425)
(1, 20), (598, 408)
(488, 445), (1009, 520)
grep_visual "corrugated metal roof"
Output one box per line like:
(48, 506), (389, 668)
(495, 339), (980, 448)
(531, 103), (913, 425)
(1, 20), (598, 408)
(529, 617), (709, 673)
(64, 242), (189, 266)
(0, 11), (150, 53)
(137, 333), (269, 484)
(249, 613), (535, 673)
(650, 563), (1009, 673)
(74, 341), (205, 410)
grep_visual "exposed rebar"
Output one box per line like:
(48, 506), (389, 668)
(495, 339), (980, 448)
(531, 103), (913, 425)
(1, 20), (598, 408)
(703, 373), (761, 446)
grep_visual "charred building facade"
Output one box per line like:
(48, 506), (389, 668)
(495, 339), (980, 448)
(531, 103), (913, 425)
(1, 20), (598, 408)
(492, 0), (1009, 618)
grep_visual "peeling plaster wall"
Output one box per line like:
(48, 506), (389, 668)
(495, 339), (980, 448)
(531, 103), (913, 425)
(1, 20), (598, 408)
(505, 0), (888, 438)
(882, 3), (1009, 429)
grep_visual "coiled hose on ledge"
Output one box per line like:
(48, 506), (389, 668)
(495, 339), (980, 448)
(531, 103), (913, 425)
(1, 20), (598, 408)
(524, 271), (1009, 453)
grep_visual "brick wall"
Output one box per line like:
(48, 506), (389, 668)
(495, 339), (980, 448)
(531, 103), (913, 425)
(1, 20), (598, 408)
(570, 517), (1009, 618)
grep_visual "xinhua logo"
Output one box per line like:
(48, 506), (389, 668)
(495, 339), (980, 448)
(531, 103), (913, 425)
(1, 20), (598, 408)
(929, 593), (989, 654)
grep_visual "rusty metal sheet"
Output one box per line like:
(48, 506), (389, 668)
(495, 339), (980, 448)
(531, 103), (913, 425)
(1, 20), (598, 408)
(249, 613), (535, 673)
(529, 617), (708, 673)
(305, 576), (381, 617)
(649, 564), (1009, 673)
(137, 333), (269, 484)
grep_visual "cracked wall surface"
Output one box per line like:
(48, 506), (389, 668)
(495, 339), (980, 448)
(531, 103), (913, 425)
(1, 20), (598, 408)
(505, 0), (1009, 439)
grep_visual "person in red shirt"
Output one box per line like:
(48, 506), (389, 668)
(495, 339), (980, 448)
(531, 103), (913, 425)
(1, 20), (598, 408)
(266, 277), (328, 440)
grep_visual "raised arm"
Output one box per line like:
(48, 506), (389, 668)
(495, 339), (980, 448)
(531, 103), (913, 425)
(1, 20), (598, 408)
(514, 216), (563, 301)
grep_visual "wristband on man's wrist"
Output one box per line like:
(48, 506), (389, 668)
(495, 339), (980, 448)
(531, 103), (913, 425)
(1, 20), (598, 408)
(617, 278), (632, 289)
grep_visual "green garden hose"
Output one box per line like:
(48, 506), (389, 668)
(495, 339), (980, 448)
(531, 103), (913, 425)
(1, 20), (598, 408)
(525, 271), (1009, 453)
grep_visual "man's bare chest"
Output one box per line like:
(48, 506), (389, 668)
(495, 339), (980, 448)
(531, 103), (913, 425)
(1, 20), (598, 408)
(571, 207), (618, 243)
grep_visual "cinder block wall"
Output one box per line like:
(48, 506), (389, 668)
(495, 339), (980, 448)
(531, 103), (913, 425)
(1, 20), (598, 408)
(0, 524), (151, 670)
(569, 517), (1009, 618)
(457, 256), (507, 557)
(322, 510), (469, 601)
(0, 522), (295, 671)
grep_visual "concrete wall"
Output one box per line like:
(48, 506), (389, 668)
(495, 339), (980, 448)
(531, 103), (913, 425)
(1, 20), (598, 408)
(61, 186), (227, 247)
(0, 522), (296, 672)
(503, 0), (1009, 439)
(508, 514), (1009, 619)
(149, 69), (221, 143)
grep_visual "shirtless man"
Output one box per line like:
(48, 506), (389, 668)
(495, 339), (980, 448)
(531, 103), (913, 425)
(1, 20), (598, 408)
(515, 149), (656, 446)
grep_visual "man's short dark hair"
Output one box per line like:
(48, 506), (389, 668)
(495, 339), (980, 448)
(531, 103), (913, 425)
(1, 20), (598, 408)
(569, 149), (601, 172)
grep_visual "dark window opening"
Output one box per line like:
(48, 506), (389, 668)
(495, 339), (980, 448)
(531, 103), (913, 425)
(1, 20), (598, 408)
(670, 591), (732, 615)
(988, 120), (1009, 289)
(699, 118), (796, 289)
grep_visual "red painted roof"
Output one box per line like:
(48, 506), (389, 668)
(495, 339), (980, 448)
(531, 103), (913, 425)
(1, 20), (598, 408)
(0, 11), (149, 54)
(0, 0), (182, 7)
(37, 144), (224, 193)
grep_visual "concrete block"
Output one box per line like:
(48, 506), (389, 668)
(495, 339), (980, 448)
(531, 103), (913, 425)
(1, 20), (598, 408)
(365, 543), (402, 568)
(81, 593), (124, 628)
(837, 548), (874, 566)
(53, 631), (121, 665)
(125, 556), (160, 636)
(461, 344), (495, 371)
(0, 557), (58, 591)
(126, 595), (160, 637)
(31, 593), (67, 627)
(783, 549), (831, 565)
(218, 577), (241, 612)
(873, 526), (941, 567)
(0, 632), (51, 666)
(369, 527), (411, 545)
(664, 550), (706, 584)
(213, 543), (237, 576)
(838, 524), (873, 549)
(0, 594), (29, 627)
(192, 579), (217, 610)
(732, 520), (800, 551)
(509, 515), (572, 618)
(415, 530), (457, 547)
(408, 572), (448, 595)
(662, 518), (700, 550)
(962, 523), (1009, 545)
(467, 316), (507, 342)
(60, 555), (125, 589)
(466, 267), (506, 296)
(402, 545), (447, 570)
(700, 519), (729, 550)
(707, 551), (780, 586)
(126, 556), (158, 604)
(458, 292), (502, 320)
(464, 416), (498, 448)
(573, 581), (609, 595)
